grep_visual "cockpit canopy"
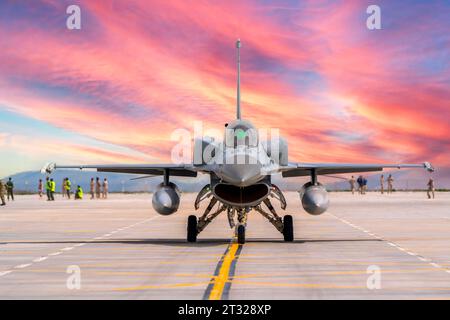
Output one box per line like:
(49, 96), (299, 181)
(225, 119), (258, 148)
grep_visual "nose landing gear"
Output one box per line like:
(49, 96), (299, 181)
(234, 207), (249, 244)
(236, 224), (246, 244)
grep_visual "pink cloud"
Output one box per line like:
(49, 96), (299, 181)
(0, 0), (448, 175)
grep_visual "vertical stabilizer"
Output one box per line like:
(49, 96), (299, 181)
(236, 39), (241, 120)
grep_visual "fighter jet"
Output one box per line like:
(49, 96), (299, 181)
(42, 40), (434, 244)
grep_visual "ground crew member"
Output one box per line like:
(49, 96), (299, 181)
(90, 178), (95, 199)
(387, 174), (394, 194)
(0, 180), (6, 206)
(38, 179), (43, 199)
(95, 177), (101, 199)
(45, 177), (51, 201)
(50, 178), (56, 201)
(65, 177), (72, 199)
(380, 175), (385, 194)
(427, 178), (435, 199)
(349, 176), (356, 194)
(362, 176), (367, 194)
(62, 178), (66, 198)
(102, 178), (108, 199)
(6, 177), (14, 201)
(357, 175), (363, 194)
(75, 185), (83, 200)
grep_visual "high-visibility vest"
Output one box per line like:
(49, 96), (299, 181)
(46, 181), (51, 191)
(65, 180), (71, 190)
(76, 188), (83, 199)
(51, 181), (56, 192)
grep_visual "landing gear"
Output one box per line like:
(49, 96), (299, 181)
(254, 199), (284, 233)
(255, 198), (294, 241)
(191, 184), (293, 243)
(187, 215), (198, 242)
(283, 215), (294, 242)
(189, 195), (226, 242)
(235, 208), (248, 244)
(237, 224), (246, 244)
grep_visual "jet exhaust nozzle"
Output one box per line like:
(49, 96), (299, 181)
(152, 182), (180, 215)
(299, 183), (329, 215)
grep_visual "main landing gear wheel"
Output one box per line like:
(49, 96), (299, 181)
(237, 224), (246, 244)
(283, 215), (294, 242)
(187, 215), (198, 242)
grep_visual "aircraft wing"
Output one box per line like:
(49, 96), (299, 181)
(41, 163), (198, 177)
(281, 161), (434, 178)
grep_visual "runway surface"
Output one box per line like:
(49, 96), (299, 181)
(0, 192), (449, 299)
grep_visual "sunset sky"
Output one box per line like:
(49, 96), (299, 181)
(0, 0), (449, 181)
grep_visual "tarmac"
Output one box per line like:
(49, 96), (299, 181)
(0, 192), (449, 299)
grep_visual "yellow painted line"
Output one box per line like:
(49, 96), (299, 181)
(230, 268), (440, 279)
(160, 260), (219, 264)
(114, 281), (210, 291)
(95, 271), (213, 278)
(208, 243), (239, 300)
(231, 280), (365, 289)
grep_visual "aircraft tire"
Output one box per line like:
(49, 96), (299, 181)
(283, 215), (294, 242)
(237, 224), (246, 244)
(187, 215), (198, 242)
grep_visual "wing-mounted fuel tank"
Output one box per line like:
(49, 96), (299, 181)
(299, 182), (329, 215)
(152, 182), (180, 215)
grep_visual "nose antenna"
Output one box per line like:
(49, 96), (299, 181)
(236, 39), (241, 120)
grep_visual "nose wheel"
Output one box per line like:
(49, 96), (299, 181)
(236, 224), (246, 244)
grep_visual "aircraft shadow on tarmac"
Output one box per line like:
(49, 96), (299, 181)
(0, 238), (382, 248)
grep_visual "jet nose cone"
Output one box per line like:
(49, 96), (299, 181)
(221, 164), (262, 186)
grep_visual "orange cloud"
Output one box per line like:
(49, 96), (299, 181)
(0, 0), (448, 176)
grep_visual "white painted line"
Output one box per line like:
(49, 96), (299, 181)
(330, 214), (450, 276)
(387, 242), (397, 247)
(0, 216), (161, 279)
(33, 257), (48, 262)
